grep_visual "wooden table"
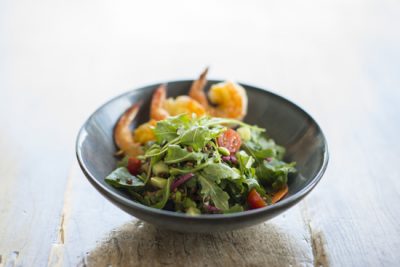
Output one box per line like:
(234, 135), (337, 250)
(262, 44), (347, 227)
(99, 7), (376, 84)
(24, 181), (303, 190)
(1, 0), (399, 266)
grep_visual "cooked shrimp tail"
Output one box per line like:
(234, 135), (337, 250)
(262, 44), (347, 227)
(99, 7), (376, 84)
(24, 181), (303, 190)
(114, 103), (143, 157)
(189, 67), (209, 108)
(150, 84), (170, 121)
(151, 83), (206, 121)
(189, 68), (248, 120)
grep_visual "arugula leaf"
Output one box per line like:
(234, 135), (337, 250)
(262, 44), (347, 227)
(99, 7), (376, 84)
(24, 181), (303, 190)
(153, 114), (191, 143)
(164, 144), (204, 164)
(168, 113), (191, 126)
(154, 120), (179, 143)
(234, 151), (267, 195)
(105, 167), (145, 189)
(198, 175), (230, 211)
(256, 159), (296, 190)
(201, 117), (265, 132)
(143, 143), (162, 158)
(180, 126), (223, 151)
(202, 163), (240, 183)
(236, 151), (255, 176)
(224, 179), (246, 202)
(151, 177), (172, 209)
(243, 129), (286, 160)
(252, 148), (276, 159)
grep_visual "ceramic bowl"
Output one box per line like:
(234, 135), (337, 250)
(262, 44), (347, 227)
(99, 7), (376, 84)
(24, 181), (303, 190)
(76, 80), (329, 232)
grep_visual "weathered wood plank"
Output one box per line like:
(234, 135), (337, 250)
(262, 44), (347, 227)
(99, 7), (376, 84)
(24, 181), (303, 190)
(302, 82), (400, 266)
(0, 89), (74, 266)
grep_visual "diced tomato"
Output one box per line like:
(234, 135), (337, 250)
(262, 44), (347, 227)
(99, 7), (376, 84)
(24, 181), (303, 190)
(247, 189), (266, 209)
(127, 157), (141, 175)
(217, 128), (242, 154)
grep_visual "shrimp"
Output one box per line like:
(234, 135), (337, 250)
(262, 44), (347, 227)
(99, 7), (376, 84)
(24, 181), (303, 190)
(116, 70), (247, 152)
(188, 67), (209, 108)
(150, 84), (170, 121)
(208, 81), (248, 120)
(114, 103), (143, 157)
(132, 84), (206, 144)
(163, 96), (206, 117)
(150, 84), (206, 121)
(189, 68), (248, 120)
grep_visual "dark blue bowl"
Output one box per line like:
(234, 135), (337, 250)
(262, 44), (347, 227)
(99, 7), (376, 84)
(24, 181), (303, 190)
(76, 80), (329, 232)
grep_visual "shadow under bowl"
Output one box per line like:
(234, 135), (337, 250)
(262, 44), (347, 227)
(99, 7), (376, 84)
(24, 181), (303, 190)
(76, 80), (329, 233)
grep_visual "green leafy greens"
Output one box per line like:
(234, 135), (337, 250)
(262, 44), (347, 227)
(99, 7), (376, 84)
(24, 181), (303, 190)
(106, 114), (296, 215)
(105, 167), (145, 189)
(198, 175), (230, 211)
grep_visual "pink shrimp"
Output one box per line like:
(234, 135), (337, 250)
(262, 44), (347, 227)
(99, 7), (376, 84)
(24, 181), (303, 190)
(150, 84), (206, 121)
(189, 68), (248, 120)
(114, 103), (143, 157)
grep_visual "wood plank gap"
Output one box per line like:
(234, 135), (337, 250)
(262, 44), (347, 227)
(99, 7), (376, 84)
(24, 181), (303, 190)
(301, 200), (330, 267)
(47, 164), (76, 266)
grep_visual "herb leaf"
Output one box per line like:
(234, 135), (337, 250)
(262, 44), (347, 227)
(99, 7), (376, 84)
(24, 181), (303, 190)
(164, 145), (204, 164)
(198, 175), (230, 211)
(256, 159), (296, 190)
(154, 114), (191, 143)
(236, 151), (255, 176)
(180, 126), (224, 151)
(154, 120), (179, 143)
(202, 163), (240, 183)
(243, 130), (285, 160)
(105, 167), (145, 189)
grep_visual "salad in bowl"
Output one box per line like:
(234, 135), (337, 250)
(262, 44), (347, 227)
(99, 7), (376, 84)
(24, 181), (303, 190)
(105, 69), (296, 215)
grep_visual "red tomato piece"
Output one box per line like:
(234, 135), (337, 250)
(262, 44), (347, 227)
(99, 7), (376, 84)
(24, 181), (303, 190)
(217, 128), (242, 154)
(247, 189), (266, 209)
(127, 157), (141, 175)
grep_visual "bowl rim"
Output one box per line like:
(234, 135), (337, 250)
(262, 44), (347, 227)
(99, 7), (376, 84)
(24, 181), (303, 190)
(76, 80), (329, 220)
